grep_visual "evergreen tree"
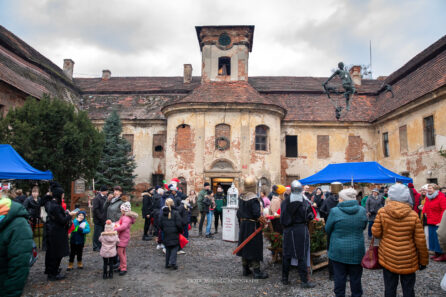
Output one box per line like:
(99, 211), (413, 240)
(95, 110), (136, 194)
(0, 96), (104, 194)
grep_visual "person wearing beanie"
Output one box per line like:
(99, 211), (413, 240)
(365, 188), (385, 240)
(92, 186), (109, 251)
(422, 184), (446, 261)
(67, 210), (90, 270)
(325, 188), (367, 297)
(372, 183), (428, 297)
(197, 182), (211, 236)
(44, 183), (72, 281)
(159, 198), (183, 270)
(114, 202), (138, 276)
(99, 220), (120, 279)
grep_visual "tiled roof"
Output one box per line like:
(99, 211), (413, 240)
(74, 76), (201, 94)
(375, 35), (446, 120)
(0, 25), (78, 93)
(264, 93), (376, 122)
(164, 81), (281, 107)
(248, 77), (381, 94)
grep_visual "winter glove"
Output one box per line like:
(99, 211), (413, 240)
(419, 265), (427, 271)
(79, 222), (87, 229)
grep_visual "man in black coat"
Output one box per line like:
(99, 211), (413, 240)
(280, 180), (315, 288)
(236, 192), (268, 279)
(92, 185), (108, 251)
(142, 188), (154, 240)
(44, 182), (72, 281)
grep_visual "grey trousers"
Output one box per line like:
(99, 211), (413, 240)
(166, 245), (179, 266)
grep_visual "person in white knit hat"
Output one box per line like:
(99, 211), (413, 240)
(113, 202), (138, 276)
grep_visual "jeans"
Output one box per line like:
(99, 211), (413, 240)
(93, 224), (104, 250)
(368, 220), (374, 238)
(332, 260), (363, 297)
(69, 243), (84, 262)
(117, 247), (127, 271)
(383, 268), (415, 297)
(206, 211), (213, 235)
(199, 211), (206, 234)
(214, 210), (223, 231)
(166, 245), (179, 266)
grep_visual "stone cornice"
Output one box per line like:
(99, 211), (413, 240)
(161, 102), (286, 119)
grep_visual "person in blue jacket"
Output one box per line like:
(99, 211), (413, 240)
(67, 211), (90, 270)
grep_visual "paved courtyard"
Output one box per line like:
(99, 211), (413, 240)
(23, 228), (446, 297)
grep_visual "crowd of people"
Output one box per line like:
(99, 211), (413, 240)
(1, 178), (446, 297)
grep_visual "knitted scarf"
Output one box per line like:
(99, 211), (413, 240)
(427, 190), (439, 200)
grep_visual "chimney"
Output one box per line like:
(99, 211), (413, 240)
(102, 69), (111, 80)
(183, 64), (192, 84)
(349, 65), (362, 86)
(63, 59), (74, 80)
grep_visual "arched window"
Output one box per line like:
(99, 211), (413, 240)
(215, 124), (230, 151)
(255, 125), (269, 151)
(218, 57), (231, 76)
(176, 124), (192, 151)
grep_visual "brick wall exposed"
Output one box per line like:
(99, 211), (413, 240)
(346, 135), (364, 162)
(176, 124), (192, 151)
(317, 135), (329, 159)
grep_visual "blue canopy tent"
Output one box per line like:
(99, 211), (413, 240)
(299, 161), (412, 185)
(0, 144), (53, 180)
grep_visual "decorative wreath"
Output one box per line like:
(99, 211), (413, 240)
(215, 136), (230, 151)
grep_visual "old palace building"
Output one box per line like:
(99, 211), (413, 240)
(1, 25), (445, 192)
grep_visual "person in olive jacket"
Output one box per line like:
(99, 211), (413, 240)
(43, 182), (72, 281)
(0, 190), (33, 297)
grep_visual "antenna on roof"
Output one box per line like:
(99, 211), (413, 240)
(369, 40), (372, 79)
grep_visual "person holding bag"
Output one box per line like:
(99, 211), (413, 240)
(325, 188), (367, 297)
(372, 183), (428, 297)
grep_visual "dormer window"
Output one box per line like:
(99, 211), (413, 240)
(218, 57), (231, 76)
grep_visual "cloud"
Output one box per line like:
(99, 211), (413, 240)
(1, 0), (445, 77)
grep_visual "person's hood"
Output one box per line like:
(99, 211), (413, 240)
(100, 231), (118, 241)
(337, 200), (360, 215)
(0, 198), (29, 231)
(385, 200), (412, 219)
(124, 210), (138, 222)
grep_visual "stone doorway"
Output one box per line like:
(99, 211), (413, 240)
(211, 177), (234, 195)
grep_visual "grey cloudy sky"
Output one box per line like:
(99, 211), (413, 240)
(1, 0), (445, 78)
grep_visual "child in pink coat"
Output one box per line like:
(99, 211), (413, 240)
(114, 202), (138, 275)
(99, 220), (119, 279)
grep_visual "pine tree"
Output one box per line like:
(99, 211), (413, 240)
(95, 111), (137, 194)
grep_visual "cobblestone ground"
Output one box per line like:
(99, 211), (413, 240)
(24, 227), (446, 297)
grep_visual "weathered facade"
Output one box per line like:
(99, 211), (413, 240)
(1, 25), (445, 191)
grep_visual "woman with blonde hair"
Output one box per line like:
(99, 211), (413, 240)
(159, 198), (183, 269)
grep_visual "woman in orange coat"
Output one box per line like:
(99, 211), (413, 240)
(372, 183), (428, 297)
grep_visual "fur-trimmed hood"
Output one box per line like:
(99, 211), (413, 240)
(240, 192), (258, 201)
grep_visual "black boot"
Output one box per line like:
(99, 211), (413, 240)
(242, 265), (252, 276)
(108, 262), (114, 279)
(282, 258), (290, 285)
(253, 268), (268, 279)
(103, 262), (108, 279)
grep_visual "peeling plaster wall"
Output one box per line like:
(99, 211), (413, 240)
(375, 95), (446, 188)
(95, 121), (167, 185)
(202, 44), (249, 82)
(281, 125), (376, 182)
(165, 110), (281, 192)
